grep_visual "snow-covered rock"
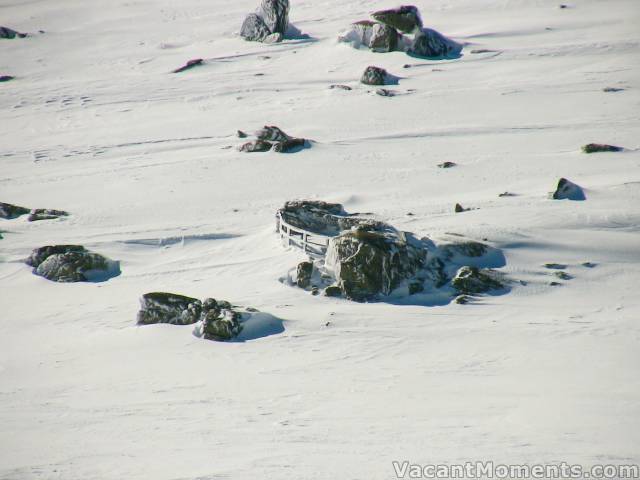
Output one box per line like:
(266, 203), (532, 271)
(408, 28), (462, 58)
(240, 0), (289, 43)
(26, 246), (118, 283)
(552, 177), (586, 201)
(451, 266), (504, 294)
(0, 202), (30, 219)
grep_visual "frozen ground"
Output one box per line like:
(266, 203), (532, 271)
(1, 0), (639, 478)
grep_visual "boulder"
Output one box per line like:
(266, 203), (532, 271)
(452, 266), (503, 294)
(324, 285), (342, 297)
(581, 143), (623, 153)
(240, 13), (272, 42)
(371, 5), (423, 34)
(278, 200), (380, 236)
(441, 241), (488, 259)
(0, 201), (30, 219)
(256, 125), (291, 142)
(0, 26), (27, 39)
(0, 75), (14, 83)
(438, 161), (457, 168)
(137, 292), (203, 325)
(296, 261), (313, 288)
(369, 23), (399, 53)
(195, 298), (244, 341)
(258, 0), (289, 36)
(35, 251), (111, 282)
(454, 203), (466, 213)
(409, 28), (462, 58)
(240, 0), (289, 43)
(552, 178), (585, 200)
(26, 245), (86, 267)
(361, 66), (389, 86)
(325, 224), (427, 301)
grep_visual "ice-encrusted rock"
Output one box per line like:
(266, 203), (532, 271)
(361, 66), (389, 85)
(240, 0), (289, 43)
(0, 202), (30, 219)
(240, 13), (272, 42)
(409, 28), (462, 58)
(27, 208), (69, 222)
(452, 266), (504, 294)
(239, 140), (273, 152)
(0, 26), (27, 39)
(325, 224), (427, 302)
(340, 21), (399, 53)
(371, 5), (423, 34)
(35, 251), (114, 282)
(552, 178), (585, 201)
(137, 292), (202, 325)
(278, 200), (378, 236)
(139, 294), (245, 341)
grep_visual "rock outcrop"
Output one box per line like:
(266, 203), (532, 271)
(581, 143), (623, 153)
(0, 202), (68, 221)
(240, 0), (289, 43)
(409, 28), (462, 58)
(452, 266), (504, 294)
(26, 245), (118, 282)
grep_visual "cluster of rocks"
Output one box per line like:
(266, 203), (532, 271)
(238, 125), (308, 153)
(278, 201), (507, 303)
(25, 245), (119, 283)
(137, 292), (248, 341)
(0, 201), (69, 221)
(240, 0), (290, 43)
(339, 5), (462, 58)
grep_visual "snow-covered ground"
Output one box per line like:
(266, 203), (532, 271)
(1, 0), (639, 478)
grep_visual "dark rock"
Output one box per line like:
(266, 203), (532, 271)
(452, 266), (504, 294)
(239, 140), (273, 152)
(438, 161), (457, 168)
(296, 261), (313, 288)
(554, 271), (573, 280)
(409, 28), (462, 58)
(0, 75), (14, 82)
(137, 292), (202, 325)
(330, 84), (352, 90)
(273, 137), (306, 153)
(26, 245), (86, 267)
(324, 286), (342, 297)
(311, 287), (320, 296)
(240, 13), (272, 42)
(544, 263), (567, 270)
(498, 191), (516, 197)
(237, 130), (248, 138)
(581, 143), (623, 153)
(603, 87), (624, 93)
(172, 58), (203, 73)
(454, 203), (466, 213)
(376, 88), (395, 97)
(325, 224), (427, 301)
(369, 23), (399, 53)
(552, 178), (585, 200)
(582, 262), (597, 268)
(550, 281), (561, 286)
(361, 66), (388, 86)
(470, 49), (497, 54)
(35, 251), (112, 283)
(0, 201), (30, 219)
(0, 27), (27, 39)
(371, 5), (423, 33)
(27, 208), (69, 222)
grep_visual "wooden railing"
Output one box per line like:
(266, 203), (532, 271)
(276, 211), (331, 257)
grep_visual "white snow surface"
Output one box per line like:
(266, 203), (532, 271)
(1, 0), (640, 478)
